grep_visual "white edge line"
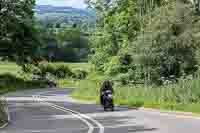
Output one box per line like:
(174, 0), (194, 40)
(37, 90), (105, 133)
(0, 122), (9, 129)
(50, 103), (105, 133)
(34, 95), (95, 133)
(45, 102), (94, 133)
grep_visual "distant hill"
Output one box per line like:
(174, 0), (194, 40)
(35, 5), (95, 17)
(35, 5), (96, 30)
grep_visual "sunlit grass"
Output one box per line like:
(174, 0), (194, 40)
(0, 62), (20, 75)
(71, 78), (200, 114)
(52, 62), (93, 72)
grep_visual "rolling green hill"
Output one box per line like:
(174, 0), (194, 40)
(35, 5), (96, 29)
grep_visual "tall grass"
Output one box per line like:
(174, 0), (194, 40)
(0, 62), (20, 76)
(71, 78), (200, 113)
(72, 80), (101, 102)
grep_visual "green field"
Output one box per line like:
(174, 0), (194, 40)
(0, 62), (92, 78)
(0, 62), (93, 93)
(0, 62), (20, 75)
(54, 62), (93, 72)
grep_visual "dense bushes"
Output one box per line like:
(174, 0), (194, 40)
(27, 63), (88, 80)
(38, 63), (56, 77)
(89, 1), (199, 85)
(72, 70), (88, 79)
(104, 56), (121, 76)
(86, 0), (200, 87)
(0, 73), (48, 93)
(129, 2), (199, 84)
(55, 64), (73, 78)
(33, 63), (72, 78)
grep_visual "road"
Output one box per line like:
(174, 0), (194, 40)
(1, 88), (200, 133)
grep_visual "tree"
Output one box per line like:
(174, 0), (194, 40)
(129, 1), (198, 84)
(87, 0), (141, 71)
(87, 0), (199, 84)
(0, 0), (41, 65)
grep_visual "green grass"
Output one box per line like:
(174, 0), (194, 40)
(71, 78), (200, 114)
(57, 79), (79, 88)
(49, 62), (93, 72)
(0, 62), (92, 75)
(0, 62), (20, 75)
(71, 80), (101, 102)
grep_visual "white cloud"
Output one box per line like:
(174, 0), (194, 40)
(36, 0), (87, 9)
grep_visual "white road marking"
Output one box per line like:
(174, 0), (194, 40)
(3, 127), (89, 133)
(5, 96), (200, 121)
(37, 91), (96, 104)
(43, 101), (94, 133)
(0, 122), (9, 129)
(5, 97), (39, 101)
(6, 90), (200, 133)
(33, 91), (105, 133)
(37, 90), (105, 133)
(33, 95), (96, 133)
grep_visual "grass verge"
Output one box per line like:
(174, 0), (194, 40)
(70, 78), (200, 114)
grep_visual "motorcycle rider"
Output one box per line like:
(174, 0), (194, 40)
(100, 80), (114, 106)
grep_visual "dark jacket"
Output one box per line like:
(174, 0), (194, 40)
(100, 81), (114, 105)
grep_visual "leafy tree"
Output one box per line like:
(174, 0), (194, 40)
(0, 0), (41, 65)
(87, 0), (141, 71)
(37, 25), (90, 62)
(129, 1), (199, 84)
(87, 0), (200, 85)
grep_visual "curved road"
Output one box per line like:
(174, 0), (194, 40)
(1, 88), (200, 133)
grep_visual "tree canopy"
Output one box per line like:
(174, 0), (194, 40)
(88, 0), (200, 84)
(0, 0), (41, 65)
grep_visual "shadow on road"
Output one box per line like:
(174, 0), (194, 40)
(128, 126), (157, 132)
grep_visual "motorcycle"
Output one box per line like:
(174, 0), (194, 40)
(47, 80), (57, 88)
(102, 90), (114, 111)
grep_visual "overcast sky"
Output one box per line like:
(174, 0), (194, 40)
(36, 0), (87, 9)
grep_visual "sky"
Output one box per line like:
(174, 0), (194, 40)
(36, 0), (87, 9)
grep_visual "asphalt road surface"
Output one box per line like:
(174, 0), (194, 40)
(1, 88), (200, 133)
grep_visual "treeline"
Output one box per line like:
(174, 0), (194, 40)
(88, 0), (200, 85)
(37, 24), (90, 62)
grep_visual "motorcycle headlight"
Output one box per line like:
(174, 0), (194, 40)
(108, 94), (112, 98)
